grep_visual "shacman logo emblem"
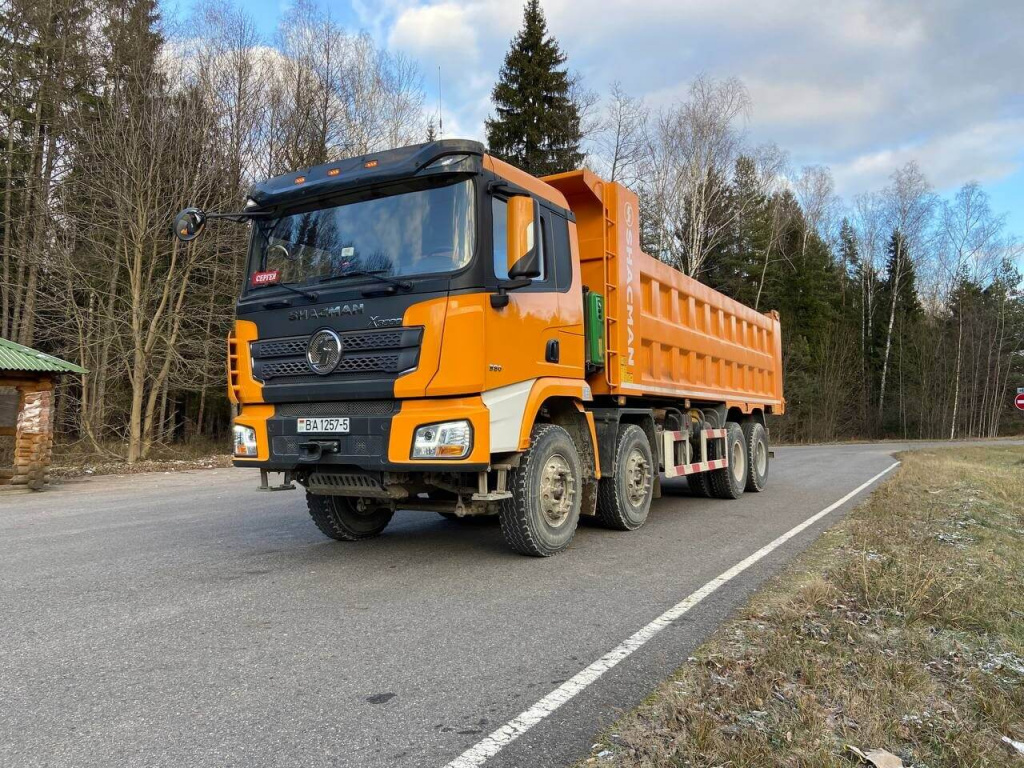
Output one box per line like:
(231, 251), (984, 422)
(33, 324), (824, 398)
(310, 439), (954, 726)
(306, 329), (343, 375)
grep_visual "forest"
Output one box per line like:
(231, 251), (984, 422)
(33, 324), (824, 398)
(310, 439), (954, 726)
(1, 0), (1022, 463)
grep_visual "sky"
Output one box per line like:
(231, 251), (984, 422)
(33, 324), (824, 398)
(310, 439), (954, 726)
(169, 0), (1024, 235)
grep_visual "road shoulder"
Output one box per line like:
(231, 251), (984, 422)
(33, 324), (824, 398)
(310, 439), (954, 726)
(582, 445), (1024, 766)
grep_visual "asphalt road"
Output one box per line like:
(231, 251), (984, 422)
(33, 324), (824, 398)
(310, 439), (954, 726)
(0, 442), (949, 767)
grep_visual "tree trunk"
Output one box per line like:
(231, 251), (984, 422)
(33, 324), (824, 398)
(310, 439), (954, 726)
(878, 241), (902, 419)
(948, 300), (963, 439)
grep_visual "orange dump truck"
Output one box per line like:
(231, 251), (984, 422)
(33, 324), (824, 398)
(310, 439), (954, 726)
(174, 139), (783, 556)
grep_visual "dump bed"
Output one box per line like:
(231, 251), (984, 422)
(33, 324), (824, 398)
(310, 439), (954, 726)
(545, 170), (784, 413)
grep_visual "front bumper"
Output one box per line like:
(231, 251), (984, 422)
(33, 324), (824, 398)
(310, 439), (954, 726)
(232, 396), (491, 472)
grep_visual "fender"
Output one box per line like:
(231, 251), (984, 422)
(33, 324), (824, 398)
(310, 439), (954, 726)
(516, 377), (592, 450)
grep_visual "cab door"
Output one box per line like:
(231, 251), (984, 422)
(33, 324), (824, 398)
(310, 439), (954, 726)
(484, 195), (584, 391)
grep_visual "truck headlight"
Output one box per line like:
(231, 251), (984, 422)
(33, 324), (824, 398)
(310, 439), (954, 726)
(233, 424), (258, 457)
(412, 420), (472, 459)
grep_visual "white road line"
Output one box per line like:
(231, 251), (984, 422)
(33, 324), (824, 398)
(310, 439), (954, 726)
(442, 461), (901, 768)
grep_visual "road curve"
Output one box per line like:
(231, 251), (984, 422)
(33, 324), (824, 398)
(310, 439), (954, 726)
(0, 442), (954, 767)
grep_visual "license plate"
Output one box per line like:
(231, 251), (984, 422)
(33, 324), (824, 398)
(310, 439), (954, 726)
(296, 417), (350, 433)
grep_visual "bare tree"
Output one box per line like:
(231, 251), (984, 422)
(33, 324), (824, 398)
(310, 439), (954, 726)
(852, 191), (886, 403)
(567, 70), (600, 165)
(266, 3), (424, 170)
(594, 81), (648, 187)
(642, 74), (750, 277)
(938, 182), (1004, 438)
(877, 161), (936, 416)
(795, 164), (840, 255)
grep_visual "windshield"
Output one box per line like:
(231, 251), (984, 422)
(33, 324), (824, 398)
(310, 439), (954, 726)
(249, 179), (475, 288)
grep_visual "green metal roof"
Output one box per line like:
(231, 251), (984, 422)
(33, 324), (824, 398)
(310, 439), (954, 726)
(0, 337), (87, 374)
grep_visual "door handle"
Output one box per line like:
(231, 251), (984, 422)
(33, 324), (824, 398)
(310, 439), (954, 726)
(545, 339), (560, 363)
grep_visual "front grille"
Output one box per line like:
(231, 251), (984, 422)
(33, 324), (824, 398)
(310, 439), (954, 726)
(251, 327), (422, 382)
(342, 331), (403, 351)
(254, 338), (306, 357)
(276, 401), (396, 417)
(260, 353), (403, 379)
(260, 359), (310, 378)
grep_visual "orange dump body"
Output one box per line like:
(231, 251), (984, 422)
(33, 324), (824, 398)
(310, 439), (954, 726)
(544, 169), (784, 414)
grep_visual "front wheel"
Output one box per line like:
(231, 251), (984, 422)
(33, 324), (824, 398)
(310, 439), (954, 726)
(499, 424), (582, 557)
(306, 493), (394, 541)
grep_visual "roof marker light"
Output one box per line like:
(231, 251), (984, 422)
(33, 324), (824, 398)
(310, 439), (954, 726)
(327, 168), (340, 177)
(364, 160), (379, 169)
(294, 176), (306, 184)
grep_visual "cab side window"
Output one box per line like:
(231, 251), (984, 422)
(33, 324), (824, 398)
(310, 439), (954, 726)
(492, 197), (508, 279)
(549, 213), (572, 292)
(492, 197), (546, 282)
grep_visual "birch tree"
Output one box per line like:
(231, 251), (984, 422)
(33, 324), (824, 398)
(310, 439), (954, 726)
(595, 81), (648, 187)
(644, 75), (750, 277)
(877, 162), (935, 417)
(938, 182), (1003, 438)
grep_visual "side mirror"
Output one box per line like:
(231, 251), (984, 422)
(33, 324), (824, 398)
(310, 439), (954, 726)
(506, 195), (541, 280)
(173, 207), (207, 242)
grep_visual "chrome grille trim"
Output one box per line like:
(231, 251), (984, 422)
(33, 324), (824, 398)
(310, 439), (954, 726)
(250, 327), (422, 382)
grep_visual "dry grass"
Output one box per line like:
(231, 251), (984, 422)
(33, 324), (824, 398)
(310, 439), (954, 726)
(586, 447), (1024, 767)
(49, 438), (231, 479)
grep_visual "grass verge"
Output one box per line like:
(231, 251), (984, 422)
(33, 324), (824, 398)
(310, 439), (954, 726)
(585, 446), (1024, 767)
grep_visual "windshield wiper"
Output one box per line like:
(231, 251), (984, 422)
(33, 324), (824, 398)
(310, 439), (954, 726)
(254, 281), (319, 302)
(317, 269), (412, 292)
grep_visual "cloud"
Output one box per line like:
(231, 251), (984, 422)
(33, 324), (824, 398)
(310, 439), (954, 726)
(367, 0), (1024, 204)
(833, 119), (1024, 193)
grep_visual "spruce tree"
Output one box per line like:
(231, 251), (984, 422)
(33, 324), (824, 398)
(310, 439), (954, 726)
(485, 0), (583, 176)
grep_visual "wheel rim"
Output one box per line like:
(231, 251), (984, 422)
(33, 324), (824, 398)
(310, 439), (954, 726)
(730, 438), (746, 484)
(624, 447), (652, 507)
(351, 498), (381, 516)
(540, 453), (576, 528)
(754, 438), (767, 477)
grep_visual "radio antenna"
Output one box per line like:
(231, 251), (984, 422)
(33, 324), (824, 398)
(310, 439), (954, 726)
(437, 66), (443, 138)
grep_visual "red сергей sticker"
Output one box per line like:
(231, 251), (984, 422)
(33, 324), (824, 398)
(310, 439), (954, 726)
(251, 269), (280, 287)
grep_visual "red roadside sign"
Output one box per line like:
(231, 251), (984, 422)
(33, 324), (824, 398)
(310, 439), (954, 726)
(1016, 392), (1024, 411)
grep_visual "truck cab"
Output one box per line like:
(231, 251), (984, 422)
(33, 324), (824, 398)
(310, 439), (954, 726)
(189, 139), (782, 556)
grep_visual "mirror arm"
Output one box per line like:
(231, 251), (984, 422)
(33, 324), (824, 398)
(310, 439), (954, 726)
(205, 211), (274, 224)
(487, 179), (530, 198)
(490, 277), (533, 309)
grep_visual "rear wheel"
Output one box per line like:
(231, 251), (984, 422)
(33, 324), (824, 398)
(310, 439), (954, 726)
(688, 472), (712, 497)
(709, 422), (746, 500)
(742, 421), (769, 492)
(688, 426), (717, 498)
(499, 424), (582, 557)
(596, 424), (654, 530)
(306, 493), (394, 541)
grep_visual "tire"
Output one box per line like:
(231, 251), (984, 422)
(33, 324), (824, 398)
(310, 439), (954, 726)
(741, 421), (769, 492)
(688, 426), (717, 498)
(499, 423), (582, 557)
(596, 424), (654, 530)
(709, 422), (746, 500)
(306, 493), (394, 541)
(688, 471), (713, 497)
